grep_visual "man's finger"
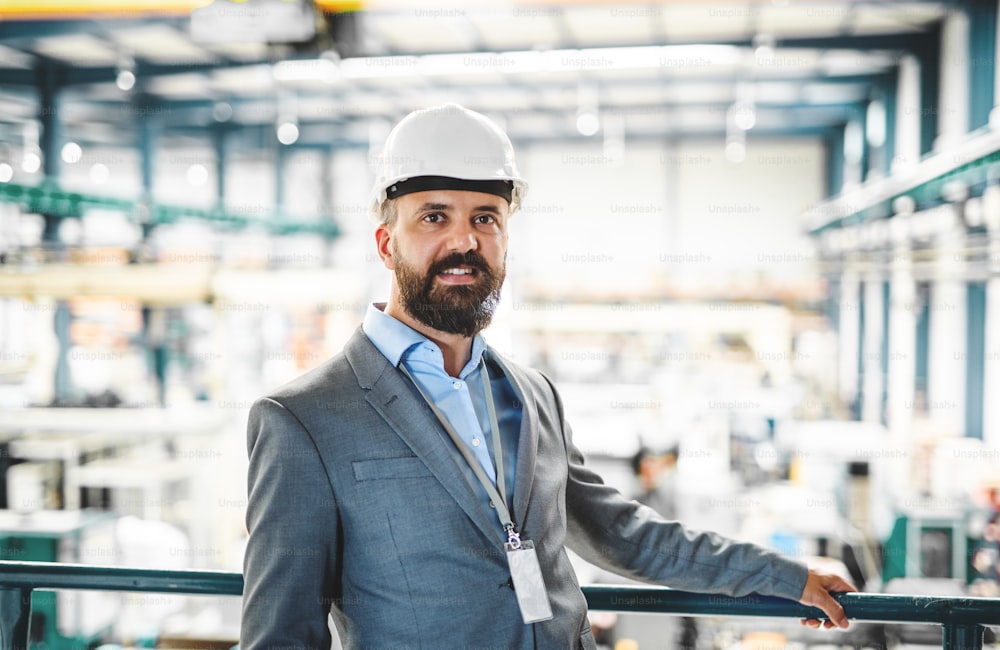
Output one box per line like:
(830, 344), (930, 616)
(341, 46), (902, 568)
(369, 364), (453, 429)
(799, 570), (855, 629)
(814, 592), (849, 628)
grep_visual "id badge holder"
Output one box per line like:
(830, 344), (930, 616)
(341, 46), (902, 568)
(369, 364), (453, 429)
(505, 539), (553, 623)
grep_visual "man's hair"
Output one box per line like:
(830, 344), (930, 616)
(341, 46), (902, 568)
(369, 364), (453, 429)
(374, 199), (398, 226)
(630, 445), (680, 475)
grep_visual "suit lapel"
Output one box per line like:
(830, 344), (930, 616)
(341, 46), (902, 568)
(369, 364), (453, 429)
(345, 330), (502, 546)
(488, 349), (539, 533)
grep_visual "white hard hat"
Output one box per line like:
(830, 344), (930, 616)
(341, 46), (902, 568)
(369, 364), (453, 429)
(370, 103), (528, 212)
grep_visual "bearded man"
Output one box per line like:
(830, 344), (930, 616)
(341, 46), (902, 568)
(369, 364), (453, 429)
(240, 104), (854, 650)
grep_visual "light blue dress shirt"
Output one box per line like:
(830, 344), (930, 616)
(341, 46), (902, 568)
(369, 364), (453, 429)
(362, 303), (521, 527)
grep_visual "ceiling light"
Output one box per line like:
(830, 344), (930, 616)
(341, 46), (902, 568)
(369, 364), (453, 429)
(866, 99), (886, 148)
(602, 113), (625, 164)
(212, 101), (234, 123)
(273, 58), (341, 83)
(729, 101), (756, 131)
(752, 33), (775, 66)
(576, 111), (599, 136)
(116, 51), (136, 92)
(61, 142), (82, 164)
(0, 162), (12, 183)
(275, 91), (300, 146)
(22, 150), (41, 174)
(843, 121), (864, 165)
(116, 69), (136, 92)
(277, 121), (300, 145)
(725, 105), (748, 163)
(576, 84), (600, 137)
(187, 164), (208, 187)
(338, 44), (741, 80)
(21, 122), (40, 174)
(89, 163), (109, 184)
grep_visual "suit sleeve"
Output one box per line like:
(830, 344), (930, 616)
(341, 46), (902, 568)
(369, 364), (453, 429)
(541, 379), (809, 602)
(241, 397), (341, 649)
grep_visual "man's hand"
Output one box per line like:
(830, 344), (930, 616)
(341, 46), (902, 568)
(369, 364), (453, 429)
(797, 568), (857, 629)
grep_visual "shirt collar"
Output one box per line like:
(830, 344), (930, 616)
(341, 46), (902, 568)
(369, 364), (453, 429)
(362, 303), (487, 374)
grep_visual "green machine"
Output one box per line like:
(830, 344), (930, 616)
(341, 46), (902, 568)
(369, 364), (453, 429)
(881, 504), (972, 585)
(0, 510), (119, 650)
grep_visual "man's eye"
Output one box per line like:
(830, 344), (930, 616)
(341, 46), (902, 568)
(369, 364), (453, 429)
(423, 213), (444, 223)
(475, 215), (495, 224)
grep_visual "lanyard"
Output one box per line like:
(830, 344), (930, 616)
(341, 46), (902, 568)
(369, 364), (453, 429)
(398, 357), (521, 549)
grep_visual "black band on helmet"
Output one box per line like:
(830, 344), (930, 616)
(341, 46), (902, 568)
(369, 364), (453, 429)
(385, 175), (513, 203)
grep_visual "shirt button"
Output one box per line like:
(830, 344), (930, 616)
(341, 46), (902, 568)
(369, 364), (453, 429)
(472, 438), (481, 447)
(452, 381), (462, 390)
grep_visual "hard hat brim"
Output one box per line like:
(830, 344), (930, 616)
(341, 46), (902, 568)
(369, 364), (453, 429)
(385, 176), (514, 203)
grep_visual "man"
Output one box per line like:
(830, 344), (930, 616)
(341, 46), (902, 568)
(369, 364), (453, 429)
(241, 103), (855, 649)
(632, 446), (679, 521)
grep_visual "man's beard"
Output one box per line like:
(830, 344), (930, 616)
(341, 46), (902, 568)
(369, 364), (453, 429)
(394, 249), (505, 337)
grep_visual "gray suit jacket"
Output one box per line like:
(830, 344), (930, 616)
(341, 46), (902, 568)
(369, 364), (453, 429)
(241, 329), (808, 650)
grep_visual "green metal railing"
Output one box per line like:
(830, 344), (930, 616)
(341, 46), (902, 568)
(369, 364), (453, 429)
(0, 560), (998, 649)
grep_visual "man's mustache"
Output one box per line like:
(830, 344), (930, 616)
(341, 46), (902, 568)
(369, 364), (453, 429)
(427, 252), (491, 277)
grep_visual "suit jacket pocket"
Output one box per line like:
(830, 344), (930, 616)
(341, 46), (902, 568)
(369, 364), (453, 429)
(352, 456), (434, 481)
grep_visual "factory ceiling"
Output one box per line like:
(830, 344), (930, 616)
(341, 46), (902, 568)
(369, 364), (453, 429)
(0, 0), (948, 159)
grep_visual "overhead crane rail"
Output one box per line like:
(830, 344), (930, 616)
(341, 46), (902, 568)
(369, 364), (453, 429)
(0, 180), (341, 238)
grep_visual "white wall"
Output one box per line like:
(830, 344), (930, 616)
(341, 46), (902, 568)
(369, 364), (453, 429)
(510, 137), (824, 297)
(671, 138), (823, 285)
(512, 140), (670, 296)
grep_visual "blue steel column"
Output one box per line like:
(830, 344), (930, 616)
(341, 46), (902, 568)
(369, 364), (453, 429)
(0, 587), (31, 650)
(880, 70), (898, 174)
(135, 95), (167, 406)
(827, 277), (841, 339)
(861, 275), (886, 423)
(213, 124), (227, 209)
(140, 118), (154, 197)
(321, 146), (334, 266)
(856, 280), (866, 420)
(856, 103), (870, 182)
(881, 280), (891, 425)
(36, 60), (72, 404)
(826, 126), (845, 197)
(914, 21), (942, 155)
(137, 94), (160, 238)
(915, 282), (931, 406)
(36, 61), (61, 197)
(942, 622), (984, 650)
(966, 0), (997, 131)
(966, 282), (986, 439)
(275, 141), (287, 214)
(838, 270), (862, 417)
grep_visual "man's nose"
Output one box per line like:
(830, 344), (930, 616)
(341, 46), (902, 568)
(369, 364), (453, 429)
(446, 221), (478, 252)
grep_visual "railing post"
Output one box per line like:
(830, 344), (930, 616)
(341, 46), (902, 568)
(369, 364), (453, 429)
(942, 622), (984, 650)
(0, 587), (30, 650)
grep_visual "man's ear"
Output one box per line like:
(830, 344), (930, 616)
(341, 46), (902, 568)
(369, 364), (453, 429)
(375, 225), (394, 270)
